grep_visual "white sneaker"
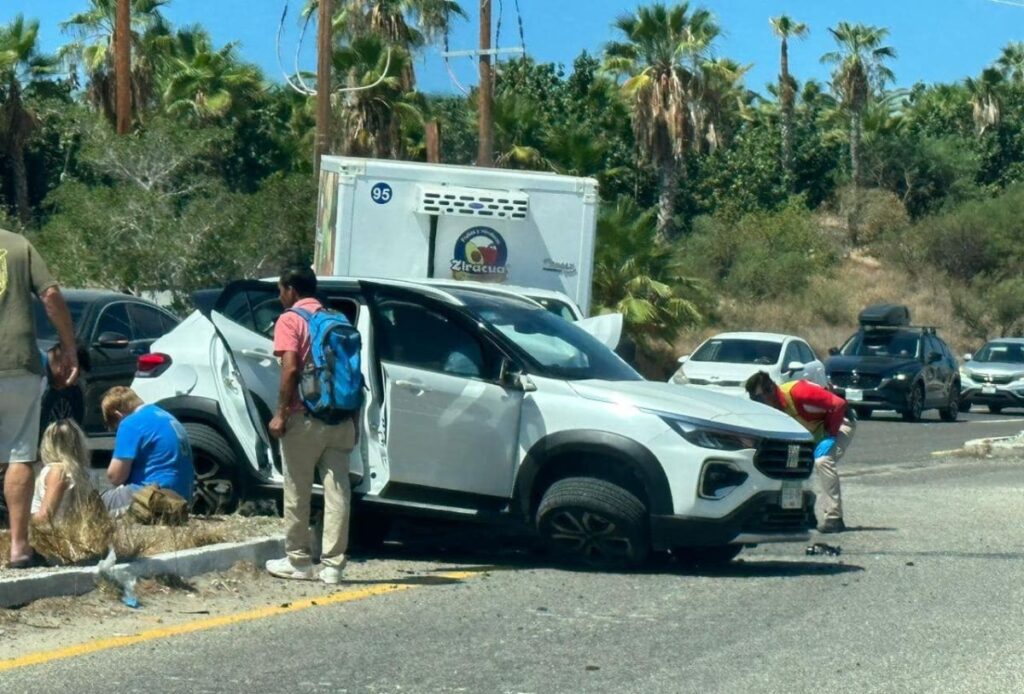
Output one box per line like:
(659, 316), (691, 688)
(319, 559), (347, 585)
(265, 557), (314, 580)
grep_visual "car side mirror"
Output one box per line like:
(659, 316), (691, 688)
(785, 361), (805, 374)
(927, 352), (942, 364)
(500, 361), (537, 393)
(828, 347), (839, 356)
(678, 355), (689, 364)
(94, 332), (130, 349)
(963, 353), (972, 362)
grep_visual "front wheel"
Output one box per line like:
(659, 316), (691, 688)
(990, 404), (1004, 414)
(183, 423), (240, 515)
(536, 477), (650, 569)
(40, 386), (85, 431)
(939, 385), (960, 422)
(901, 384), (925, 422)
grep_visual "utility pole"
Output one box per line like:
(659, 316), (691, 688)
(314, 0), (333, 179)
(115, 0), (131, 134)
(477, 0), (493, 167)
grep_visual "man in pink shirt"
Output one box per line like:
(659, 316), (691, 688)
(264, 266), (355, 584)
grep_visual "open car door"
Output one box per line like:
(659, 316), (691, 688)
(575, 312), (623, 351)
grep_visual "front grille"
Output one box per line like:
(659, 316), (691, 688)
(754, 440), (814, 479)
(975, 373), (1014, 385)
(741, 503), (814, 533)
(830, 372), (883, 389)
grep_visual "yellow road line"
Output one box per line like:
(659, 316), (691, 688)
(0, 571), (476, 673)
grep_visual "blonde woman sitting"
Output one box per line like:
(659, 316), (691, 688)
(31, 419), (96, 524)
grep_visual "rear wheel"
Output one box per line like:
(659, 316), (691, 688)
(40, 386), (85, 431)
(183, 423), (239, 515)
(989, 404), (1004, 414)
(853, 406), (873, 420)
(673, 545), (743, 566)
(536, 477), (650, 569)
(901, 384), (925, 422)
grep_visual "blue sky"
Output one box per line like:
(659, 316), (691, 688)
(4, 1), (1022, 96)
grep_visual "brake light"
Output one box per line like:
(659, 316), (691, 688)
(136, 353), (172, 378)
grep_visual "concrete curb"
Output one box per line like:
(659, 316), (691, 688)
(932, 431), (1024, 459)
(0, 535), (284, 609)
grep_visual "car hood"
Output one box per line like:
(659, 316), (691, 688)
(826, 355), (918, 375)
(681, 361), (772, 385)
(568, 380), (811, 439)
(965, 361), (1024, 377)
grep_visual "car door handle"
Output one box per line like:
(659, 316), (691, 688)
(393, 379), (426, 395)
(240, 349), (273, 360)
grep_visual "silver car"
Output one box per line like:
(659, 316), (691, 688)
(959, 338), (1024, 413)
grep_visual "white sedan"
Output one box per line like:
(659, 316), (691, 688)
(670, 332), (828, 395)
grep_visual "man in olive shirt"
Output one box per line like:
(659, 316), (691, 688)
(0, 228), (78, 568)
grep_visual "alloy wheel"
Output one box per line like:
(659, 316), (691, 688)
(545, 507), (634, 562)
(192, 456), (235, 515)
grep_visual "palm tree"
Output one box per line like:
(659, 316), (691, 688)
(603, 2), (720, 238)
(966, 67), (1003, 136)
(996, 42), (1024, 84)
(821, 22), (895, 188)
(305, 0), (465, 89)
(159, 29), (265, 123)
(0, 15), (58, 223)
(332, 35), (423, 158)
(696, 57), (752, 154)
(59, 0), (170, 126)
(593, 196), (704, 347)
(769, 15), (808, 185)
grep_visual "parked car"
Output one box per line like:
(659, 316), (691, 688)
(33, 289), (180, 441)
(670, 332), (827, 395)
(959, 338), (1024, 413)
(825, 304), (960, 422)
(131, 277), (817, 565)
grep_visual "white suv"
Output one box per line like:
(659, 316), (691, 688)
(131, 278), (816, 567)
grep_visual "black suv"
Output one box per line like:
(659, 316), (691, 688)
(825, 305), (960, 422)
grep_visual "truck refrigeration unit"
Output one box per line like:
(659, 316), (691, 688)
(313, 157), (600, 316)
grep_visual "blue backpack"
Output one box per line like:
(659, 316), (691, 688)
(288, 307), (364, 423)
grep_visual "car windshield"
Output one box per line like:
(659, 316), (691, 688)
(33, 299), (87, 341)
(841, 330), (921, 358)
(456, 292), (640, 381)
(973, 342), (1024, 364)
(690, 338), (781, 365)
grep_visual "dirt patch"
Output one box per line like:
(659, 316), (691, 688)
(0, 514), (282, 577)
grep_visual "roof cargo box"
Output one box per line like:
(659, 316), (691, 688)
(858, 304), (910, 327)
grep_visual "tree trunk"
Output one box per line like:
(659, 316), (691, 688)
(850, 109), (862, 189)
(656, 164), (677, 240)
(11, 138), (30, 225)
(780, 38), (793, 188)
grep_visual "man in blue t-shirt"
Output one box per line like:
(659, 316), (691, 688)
(100, 386), (194, 515)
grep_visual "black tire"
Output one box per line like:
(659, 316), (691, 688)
(673, 545), (743, 566)
(901, 384), (924, 422)
(184, 423), (239, 515)
(939, 385), (960, 422)
(536, 477), (650, 569)
(989, 404), (1004, 414)
(960, 400), (973, 413)
(40, 386), (85, 431)
(349, 509), (393, 549)
(853, 406), (873, 420)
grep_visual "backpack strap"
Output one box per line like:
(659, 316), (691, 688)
(287, 306), (317, 322)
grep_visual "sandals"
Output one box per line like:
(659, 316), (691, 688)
(8, 553), (48, 569)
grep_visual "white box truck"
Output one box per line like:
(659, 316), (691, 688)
(313, 157), (600, 315)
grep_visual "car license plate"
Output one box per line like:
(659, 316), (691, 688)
(780, 482), (803, 510)
(983, 385), (997, 395)
(845, 388), (863, 402)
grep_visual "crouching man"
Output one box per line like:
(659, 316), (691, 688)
(100, 386), (194, 516)
(745, 371), (855, 534)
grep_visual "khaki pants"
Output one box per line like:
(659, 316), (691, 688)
(814, 417), (856, 524)
(280, 413), (355, 568)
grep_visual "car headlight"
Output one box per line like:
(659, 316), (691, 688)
(660, 416), (759, 450)
(893, 372), (909, 381)
(960, 368), (973, 381)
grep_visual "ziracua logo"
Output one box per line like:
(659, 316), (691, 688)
(450, 226), (508, 282)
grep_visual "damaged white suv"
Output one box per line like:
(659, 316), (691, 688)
(131, 278), (816, 567)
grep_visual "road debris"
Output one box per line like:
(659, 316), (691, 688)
(805, 543), (842, 557)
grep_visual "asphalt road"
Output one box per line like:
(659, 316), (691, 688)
(5, 410), (1024, 692)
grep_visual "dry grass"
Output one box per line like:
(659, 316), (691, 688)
(673, 253), (978, 362)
